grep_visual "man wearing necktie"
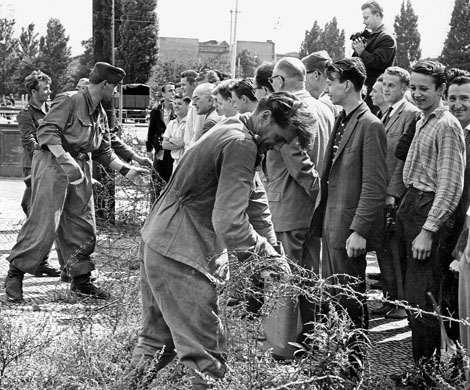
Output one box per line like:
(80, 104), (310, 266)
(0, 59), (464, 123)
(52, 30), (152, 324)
(372, 66), (420, 319)
(310, 58), (387, 378)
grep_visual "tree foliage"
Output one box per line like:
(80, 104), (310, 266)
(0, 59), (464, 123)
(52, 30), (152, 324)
(117, 0), (158, 83)
(299, 18), (345, 60)
(38, 18), (72, 95)
(299, 20), (322, 58)
(237, 49), (260, 78)
(393, 0), (421, 69)
(0, 18), (19, 95)
(440, 0), (470, 71)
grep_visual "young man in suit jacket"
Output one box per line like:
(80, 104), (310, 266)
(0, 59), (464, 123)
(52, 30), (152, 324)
(372, 66), (420, 319)
(311, 57), (387, 376)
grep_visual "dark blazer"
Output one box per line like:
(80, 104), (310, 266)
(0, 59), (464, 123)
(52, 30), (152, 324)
(353, 25), (396, 88)
(384, 100), (420, 200)
(311, 102), (387, 251)
(146, 101), (175, 153)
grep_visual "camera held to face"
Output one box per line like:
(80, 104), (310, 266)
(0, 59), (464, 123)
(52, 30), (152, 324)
(349, 29), (371, 42)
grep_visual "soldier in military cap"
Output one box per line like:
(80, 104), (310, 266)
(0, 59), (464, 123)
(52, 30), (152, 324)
(4, 62), (146, 301)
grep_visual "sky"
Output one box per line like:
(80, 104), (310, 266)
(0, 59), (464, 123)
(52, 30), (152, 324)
(5, 0), (456, 59)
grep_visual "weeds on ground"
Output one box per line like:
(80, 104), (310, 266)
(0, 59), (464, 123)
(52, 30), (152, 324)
(1, 166), (469, 389)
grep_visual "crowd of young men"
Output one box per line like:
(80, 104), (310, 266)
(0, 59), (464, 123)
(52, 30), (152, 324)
(5, 0), (470, 388)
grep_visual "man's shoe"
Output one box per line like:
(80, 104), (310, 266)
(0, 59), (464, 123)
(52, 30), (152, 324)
(385, 306), (407, 319)
(371, 303), (392, 316)
(71, 274), (109, 299)
(4, 271), (24, 302)
(60, 270), (71, 283)
(34, 260), (61, 277)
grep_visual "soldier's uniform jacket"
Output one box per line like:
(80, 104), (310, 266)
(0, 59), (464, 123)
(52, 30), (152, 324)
(37, 89), (118, 166)
(17, 101), (49, 169)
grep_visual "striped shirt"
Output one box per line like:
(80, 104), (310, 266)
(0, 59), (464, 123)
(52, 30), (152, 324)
(403, 106), (465, 232)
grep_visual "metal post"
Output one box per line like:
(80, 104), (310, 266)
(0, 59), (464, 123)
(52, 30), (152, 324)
(230, 0), (238, 78)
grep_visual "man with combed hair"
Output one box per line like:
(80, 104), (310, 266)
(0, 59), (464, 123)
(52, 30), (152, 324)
(397, 60), (464, 367)
(181, 70), (205, 150)
(263, 56), (333, 359)
(352, 1), (396, 114)
(446, 71), (470, 357)
(229, 78), (258, 114)
(4, 62), (147, 302)
(372, 66), (420, 320)
(16, 70), (60, 277)
(301, 50), (341, 117)
(212, 79), (238, 118)
(126, 92), (313, 389)
(191, 82), (221, 140)
(311, 57), (387, 375)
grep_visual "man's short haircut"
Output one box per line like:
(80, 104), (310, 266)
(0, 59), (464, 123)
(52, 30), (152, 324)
(301, 50), (332, 75)
(161, 83), (175, 93)
(327, 58), (367, 92)
(182, 96), (192, 105)
(212, 79), (235, 100)
(384, 66), (411, 87)
(254, 62), (275, 93)
(410, 60), (447, 89)
(446, 68), (470, 97)
(275, 57), (306, 82)
(230, 78), (257, 102)
(181, 70), (198, 85)
(196, 69), (220, 84)
(24, 70), (52, 96)
(361, 1), (384, 17)
(254, 91), (314, 150)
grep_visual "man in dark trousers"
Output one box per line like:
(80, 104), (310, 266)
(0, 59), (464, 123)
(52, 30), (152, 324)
(311, 57), (387, 376)
(352, 1), (396, 114)
(146, 84), (176, 203)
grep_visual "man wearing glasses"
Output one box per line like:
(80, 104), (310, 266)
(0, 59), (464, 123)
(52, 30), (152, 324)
(261, 57), (333, 360)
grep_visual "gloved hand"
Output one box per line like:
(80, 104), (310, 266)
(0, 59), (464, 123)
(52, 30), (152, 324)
(56, 152), (84, 185)
(260, 255), (291, 283)
(125, 167), (149, 186)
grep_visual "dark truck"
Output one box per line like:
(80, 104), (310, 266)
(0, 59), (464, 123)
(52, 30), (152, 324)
(115, 84), (150, 123)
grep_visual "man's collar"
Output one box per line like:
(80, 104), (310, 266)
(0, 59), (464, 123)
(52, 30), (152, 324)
(372, 23), (385, 34)
(390, 97), (407, 113)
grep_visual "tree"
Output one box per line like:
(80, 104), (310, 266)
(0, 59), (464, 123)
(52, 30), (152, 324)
(93, 0), (123, 63)
(237, 50), (260, 77)
(0, 18), (19, 95)
(73, 38), (94, 82)
(440, 0), (470, 71)
(299, 20), (322, 58)
(37, 18), (72, 95)
(299, 18), (345, 60)
(118, 0), (158, 83)
(394, 0), (421, 69)
(317, 17), (345, 60)
(12, 23), (42, 96)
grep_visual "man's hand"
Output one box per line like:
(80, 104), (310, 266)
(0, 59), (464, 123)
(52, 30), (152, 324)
(125, 167), (149, 186)
(412, 229), (433, 260)
(346, 231), (367, 258)
(56, 152), (84, 185)
(260, 255), (291, 283)
(351, 38), (366, 55)
(155, 150), (164, 161)
(133, 154), (153, 168)
(385, 195), (396, 206)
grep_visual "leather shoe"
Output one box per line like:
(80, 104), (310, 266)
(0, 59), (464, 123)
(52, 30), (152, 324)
(34, 261), (61, 277)
(385, 307), (407, 319)
(71, 274), (109, 299)
(4, 271), (24, 302)
(371, 303), (392, 316)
